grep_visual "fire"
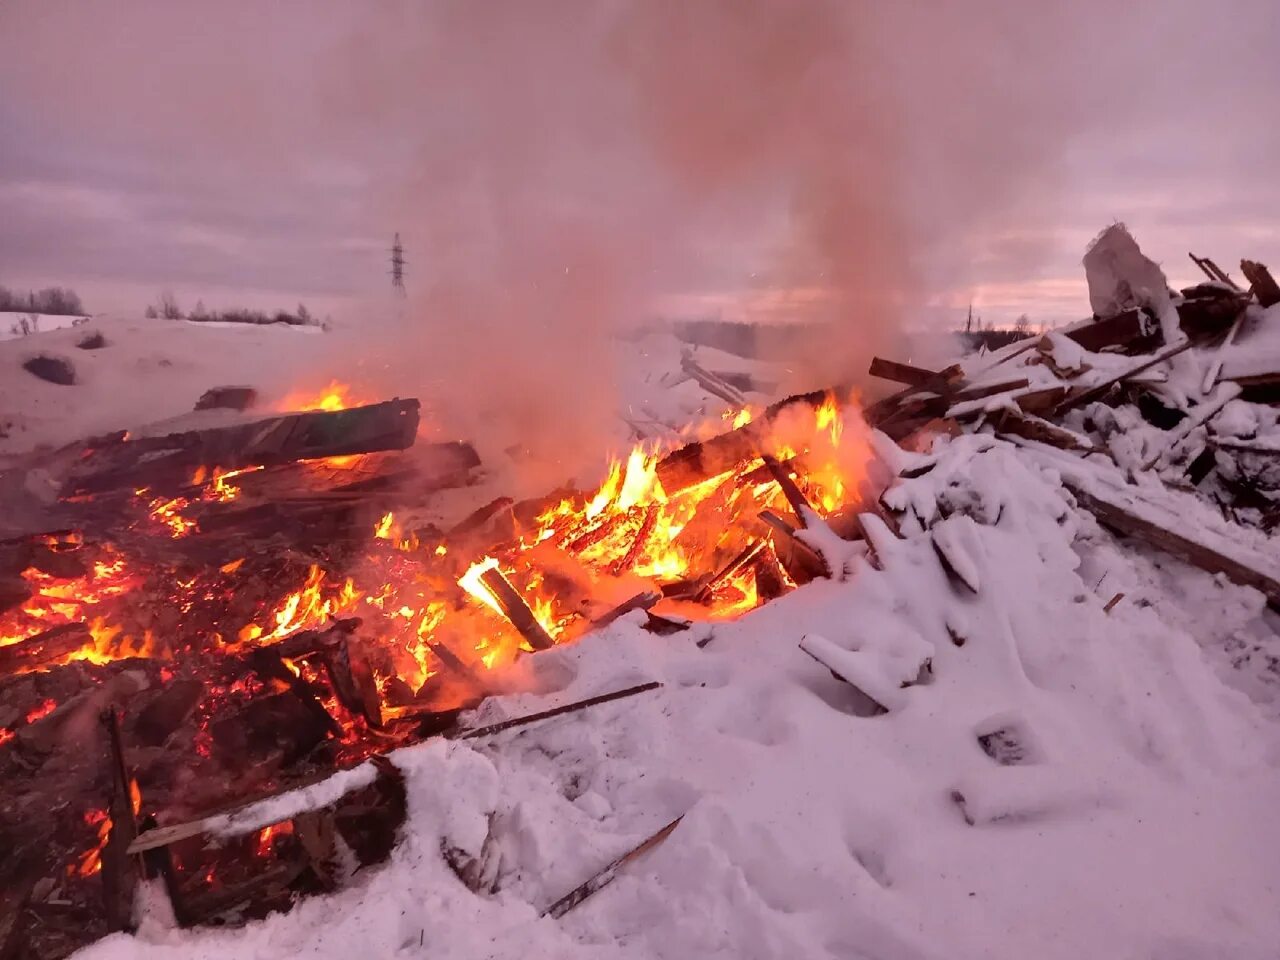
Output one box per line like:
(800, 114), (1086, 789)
(255, 820), (294, 857)
(74, 809), (111, 877)
(283, 380), (360, 413)
(5, 390), (874, 769)
(25, 699), (57, 724)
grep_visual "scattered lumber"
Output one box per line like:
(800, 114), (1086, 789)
(867, 358), (964, 393)
(995, 410), (1093, 452)
(63, 398), (427, 496)
(1240, 259), (1280, 308)
(1062, 308), (1158, 353)
(1064, 480), (1280, 607)
(542, 815), (683, 919)
(455, 682), (661, 740)
(757, 510), (828, 582)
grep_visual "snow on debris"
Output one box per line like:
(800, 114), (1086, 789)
(78, 434), (1280, 960)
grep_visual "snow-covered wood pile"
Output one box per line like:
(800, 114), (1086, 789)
(4, 226), (1280, 960)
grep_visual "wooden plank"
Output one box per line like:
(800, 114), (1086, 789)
(996, 410), (1091, 451)
(1062, 308), (1157, 353)
(757, 510), (828, 581)
(868, 358), (964, 392)
(0, 622), (91, 674)
(1064, 480), (1280, 606)
(1052, 340), (1196, 417)
(479, 567), (555, 651)
(63, 399), (427, 496)
(542, 816), (683, 919)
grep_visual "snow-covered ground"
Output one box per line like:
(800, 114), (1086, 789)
(4, 313), (1279, 959)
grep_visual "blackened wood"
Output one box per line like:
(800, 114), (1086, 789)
(100, 709), (138, 933)
(133, 678), (204, 747)
(334, 755), (406, 866)
(1241, 259), (1280, 307)
(1065, 480), (1280, 606)
(1177, 290), (1249, 339)
(867, 358), (964, 392)
(656, 389), (831, 493)
(761, 455), (815, 527)
(478, 567), (555, 651)
(456, 682), (662, 741)
(424, 640), (486, 690)
(694, 540), (765, 603)
(0, 622), (90, 674)
(754, 545), (789, 601)
(63, 398), (424, 496)
(611, 506), (658, 575)
(1189, 253), (1241, 290)
(757, 510), (828, 581)
(543, 815), (683, 919)
(294, 809), (340, 891)
(179, 862), (304, 925)
(138, 814), (191, 926)
(590, 592), (662, 629)
(342, 637), (383, 729)
(0, 880), (34, 960)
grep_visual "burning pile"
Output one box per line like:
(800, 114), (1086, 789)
(0, 376), (883, 956)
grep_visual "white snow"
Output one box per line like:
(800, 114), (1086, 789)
(2, 310), (1277, 960)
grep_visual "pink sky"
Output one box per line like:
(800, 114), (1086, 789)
(1, 1), (1276, 330)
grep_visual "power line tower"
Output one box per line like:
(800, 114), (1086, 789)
(390, 233), (406, 295)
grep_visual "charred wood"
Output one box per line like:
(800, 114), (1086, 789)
(1241, 259), (1280, 308)
(0, 623), (92, 675)
(478, 567), (555, 652)
(456, 682), (662, 741)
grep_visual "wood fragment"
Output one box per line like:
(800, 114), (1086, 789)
(456, 681), (661, 741)
(756, 510), (828, 581)
(995, 409), (1092, 452)
(100, 709), (139, 933)
(0, 622), (91, 674)
(868, 358), (964, 392)
(543, 815), (684, 919)
(1063, 308), (1159, 353)
(760, 454), (815, 526)
(1103, 592), (1125, 613)
(1241, 259), (1280, 308)
(1015, 386), (1072, 416)
(478, 567), (556, 651)
(1065, 480), (1280, 607)
(590, 592), (662, 629)
(693, 540), (766, 603)
(1189, 253), (1241, 290)
(1052, 340), (1196, 417)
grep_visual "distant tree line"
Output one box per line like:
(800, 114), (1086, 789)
(145, 292), (320, 327)
(0, 285), (87, 316)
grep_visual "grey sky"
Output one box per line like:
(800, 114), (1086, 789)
(1, 1), (1277, 328)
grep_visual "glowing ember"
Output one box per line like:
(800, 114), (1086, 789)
(255, 820), (294, 857)
(74, 809), (111, 877)
(25, 698), (57, 724)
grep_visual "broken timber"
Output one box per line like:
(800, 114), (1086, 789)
(478, 566), (555, 651)
(1240, 259), (1280, 308)
(1064, 479), (1280, 607)
(455, 682), (662, 740)
(0, 622), (91, 675)
(63, 398), (427, 496)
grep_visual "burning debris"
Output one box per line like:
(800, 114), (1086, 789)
(2, 226), (1278, 959)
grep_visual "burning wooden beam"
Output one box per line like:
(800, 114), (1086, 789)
(63, 398), (433, 496)
(478, 566), (555, 651)
(760, 454), (815, 527)
(868, 358), (965, 393)
(757, 510), (828, 582)
(456, 682), (662, 740)
(99, 709), (139, 933)
(589, 592), (662, 629)
(0, 622), (91, 675)
(542, 815), (684, 919)
(693, 540), (766, 603)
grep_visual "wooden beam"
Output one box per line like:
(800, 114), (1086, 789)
(868, 358), (964, 392)
(0, 622), (91, 674)
(1065, 480), (1280, 606)
(479, 567), (555, 651)
(1052, 340), (1196, 417)
(542, 816), (683, 919)
(456, 682), (662, 740)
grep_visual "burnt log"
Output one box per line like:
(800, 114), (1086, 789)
(0, 623), (91, 675)
(757, 510), (828, 582)
(656, 389), (831, 493)
(63, 398), (424, 496)
(478, 567), (555, 652)
(132, 678), (204, 747)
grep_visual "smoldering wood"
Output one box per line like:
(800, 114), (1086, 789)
(99, 710), (138, 933)
(322, 636), (383, 729)
(0, 623), (91, 675)
(757, 510), (829, 582)
(693, 540), (766, 603)
(589, 591), (662, 629)
(753, 544), (790, 601)
(477, 566), (556, 652)
(132, 678), (204, 747)
(62, 398), (426, 496)
(1240, 259), (1280, 308)
(1065, 480), (1280, 607)
(456, 682), (662, 741)
(655, 388), (831, 493)
(611, 506), (658, 576)
(542, 815), (684, 919)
